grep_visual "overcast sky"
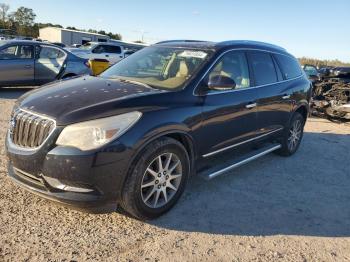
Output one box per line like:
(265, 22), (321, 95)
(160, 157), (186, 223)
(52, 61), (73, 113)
(4, 0), (350, 62)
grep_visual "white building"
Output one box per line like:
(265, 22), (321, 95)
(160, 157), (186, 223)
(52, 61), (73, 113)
(39, 27), (110, 46)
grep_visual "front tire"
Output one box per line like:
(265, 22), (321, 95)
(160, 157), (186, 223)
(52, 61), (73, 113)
(276, 112), (305, 156)
(121, 137), (190, 220)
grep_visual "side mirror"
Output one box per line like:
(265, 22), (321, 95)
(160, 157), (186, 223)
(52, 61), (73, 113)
(208, 75), (236, 91)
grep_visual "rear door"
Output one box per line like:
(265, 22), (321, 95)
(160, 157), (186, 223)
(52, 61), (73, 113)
(0, 44), (35, 86)
(35, 45), (66, 85)
(247, 51), (294, 136)
(105, 45), (124, 64)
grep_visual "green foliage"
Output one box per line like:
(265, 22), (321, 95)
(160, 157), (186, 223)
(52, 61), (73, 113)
(299, 57), (350, 68)
(0, 2), (122, 40)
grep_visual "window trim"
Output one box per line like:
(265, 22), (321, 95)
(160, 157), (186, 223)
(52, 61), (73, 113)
(0, 44), (35, 60)
(193, 48), (303, 96)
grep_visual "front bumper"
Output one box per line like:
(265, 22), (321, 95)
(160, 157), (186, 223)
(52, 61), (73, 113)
(6, 131), (133, 212)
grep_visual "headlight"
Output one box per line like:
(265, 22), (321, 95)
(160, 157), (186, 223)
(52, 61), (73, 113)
(56, 111), (142, 151)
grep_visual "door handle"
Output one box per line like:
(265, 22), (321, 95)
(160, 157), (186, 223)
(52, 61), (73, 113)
(245, 103), (257, 109)
(105, 54), (109, 57)
(24, 65), (32, 68)
(282, 94), (291, 99)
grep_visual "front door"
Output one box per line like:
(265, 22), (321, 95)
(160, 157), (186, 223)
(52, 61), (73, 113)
(196, 50), (259, 157)
(0, 44), (34, 86)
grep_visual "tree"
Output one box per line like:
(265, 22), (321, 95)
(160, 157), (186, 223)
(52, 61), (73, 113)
(106, 32), (122, 40)
(9, 6), (36, 36)
(0, 3), (10, 29)
(11, 7), (35, 26)
(66, 26), (78, 30)
(0, 3), (9, 22)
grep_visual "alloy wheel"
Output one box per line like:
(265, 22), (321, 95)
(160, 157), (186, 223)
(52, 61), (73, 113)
(141, 153), (182, 208)
(288, 119), (302, 151)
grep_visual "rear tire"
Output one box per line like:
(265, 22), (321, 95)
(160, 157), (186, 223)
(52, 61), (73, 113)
(121, 137), (190, 220)
(276, 112), (305, 156)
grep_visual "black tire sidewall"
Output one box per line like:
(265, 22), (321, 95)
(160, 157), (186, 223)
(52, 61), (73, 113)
(281, 113), (305, 155)
(123, 138), (190, 219)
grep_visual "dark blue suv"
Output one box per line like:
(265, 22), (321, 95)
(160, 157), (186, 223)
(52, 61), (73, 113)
(6, 40), (311, 219)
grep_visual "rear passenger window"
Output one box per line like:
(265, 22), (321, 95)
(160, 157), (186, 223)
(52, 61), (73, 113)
(274, 54), (302, 79)
(249, 52), (277, 86)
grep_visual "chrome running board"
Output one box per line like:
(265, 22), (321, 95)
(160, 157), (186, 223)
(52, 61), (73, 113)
(199, 143), (281, 180)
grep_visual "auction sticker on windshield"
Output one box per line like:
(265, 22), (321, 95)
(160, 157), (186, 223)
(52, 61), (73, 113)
(178, 50), (207, 59)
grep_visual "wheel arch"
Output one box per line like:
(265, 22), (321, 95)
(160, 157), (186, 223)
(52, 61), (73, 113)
(120, 129), (197, 196)
(294, 102), (309, 122)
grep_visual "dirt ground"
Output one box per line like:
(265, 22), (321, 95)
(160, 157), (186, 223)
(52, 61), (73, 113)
(0, 89), (350, 262)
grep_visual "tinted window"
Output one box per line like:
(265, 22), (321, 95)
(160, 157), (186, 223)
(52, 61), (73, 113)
(209, 51), (250, 89)
(92, 45), (106, 53)
(0, 45), (33, 59)
(39, 46), (65, 59)
(274, 54), (302, 79)
(249, 51), (277, 86)
(106, 45), (121, 54)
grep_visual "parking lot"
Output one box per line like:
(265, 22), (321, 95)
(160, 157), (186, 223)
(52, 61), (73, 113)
(0, 88), (350, 261)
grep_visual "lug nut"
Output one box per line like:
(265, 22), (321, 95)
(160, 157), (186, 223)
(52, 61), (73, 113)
(166, 175), (169, 180)
(158, 173), (161, 177)
(158, 185), (161, 189)
(163, 182), (166, 186)
(163, 171), (167, 175)
(155, 180), (159, 184)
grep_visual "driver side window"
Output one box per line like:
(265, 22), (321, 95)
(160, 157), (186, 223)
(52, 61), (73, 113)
(208, 51), (250, 90)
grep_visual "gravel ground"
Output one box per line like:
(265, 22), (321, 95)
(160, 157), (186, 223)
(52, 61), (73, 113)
(1, 89), (350, 262)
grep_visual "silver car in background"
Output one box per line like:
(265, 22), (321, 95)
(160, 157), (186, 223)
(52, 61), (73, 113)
(0, 40), (91, 87)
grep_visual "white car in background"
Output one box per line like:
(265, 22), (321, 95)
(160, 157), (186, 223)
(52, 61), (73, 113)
(67, 42), (125, 64)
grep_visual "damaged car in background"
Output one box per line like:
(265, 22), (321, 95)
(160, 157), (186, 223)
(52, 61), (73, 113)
(311, 67), (350, 121)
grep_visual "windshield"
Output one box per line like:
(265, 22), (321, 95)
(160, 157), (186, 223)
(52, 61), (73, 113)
(100, 46), (212, 90)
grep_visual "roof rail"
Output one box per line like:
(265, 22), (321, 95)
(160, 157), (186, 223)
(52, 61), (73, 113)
(218, 40), (287, 51)
(156, 39), (208, 44)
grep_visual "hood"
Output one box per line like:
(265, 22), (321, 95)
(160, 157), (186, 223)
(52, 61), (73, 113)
(18, 76), (163, 125)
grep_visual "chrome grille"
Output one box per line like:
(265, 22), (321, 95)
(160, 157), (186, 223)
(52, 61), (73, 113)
(10, 109), (55, 149)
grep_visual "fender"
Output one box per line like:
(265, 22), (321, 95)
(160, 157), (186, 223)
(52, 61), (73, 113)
(120, 123), (197, 191)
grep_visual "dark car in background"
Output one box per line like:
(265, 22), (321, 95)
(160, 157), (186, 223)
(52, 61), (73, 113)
(332, 67), (350, 78)
(0, 40), (91, 87)
(302, 64), (320, 84)
(6, 40), (311, 219)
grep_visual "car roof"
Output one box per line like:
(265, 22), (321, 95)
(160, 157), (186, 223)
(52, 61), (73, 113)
(154, 40), (290, 55)
(0, 39), (59, 48)
(87, 41), (122, 46)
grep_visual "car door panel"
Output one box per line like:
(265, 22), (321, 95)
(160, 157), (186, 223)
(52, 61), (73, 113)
(35, 45), (66, 85)
(197, 89), (258, 156)
(0, 44), (35, 86)
(255, 82), (293, 134)
(247, 51), (292, 136)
